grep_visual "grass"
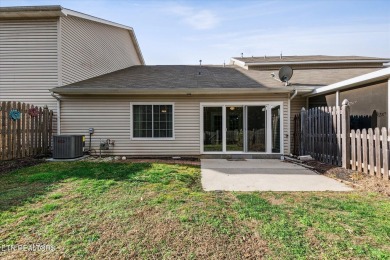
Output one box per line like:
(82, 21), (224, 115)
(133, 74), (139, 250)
(0, 161), (389, 259)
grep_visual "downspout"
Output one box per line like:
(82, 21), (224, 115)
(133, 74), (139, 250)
(336, 90), (340, 106)
(287, 89), (298, 155)
(289, 89), (298, 100)
(51, 92), (61, 135)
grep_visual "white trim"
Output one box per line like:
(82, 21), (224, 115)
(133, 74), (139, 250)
(200, 101), (283, 154)
(388, 78), (390, 128)
(229, 58), (247, 68)
(200, 101), (283, 106)
(61, 8), (134, 31)
(222, 106), (227, 152)
(266, 105), (272, 153)
(130, 102), (175, 141)
(51, 93), (61, 135)
(199, 103), (203, 155)
(287, 93), (291, 154)
(305, 67), (390, 97)
(234, 59), (390, 67)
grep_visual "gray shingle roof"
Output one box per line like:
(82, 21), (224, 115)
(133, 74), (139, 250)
(233, 55), (390, 64)
(52, 65), (381, 94)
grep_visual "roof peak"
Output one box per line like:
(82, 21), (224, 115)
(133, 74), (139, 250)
(0, 5), (145, 65)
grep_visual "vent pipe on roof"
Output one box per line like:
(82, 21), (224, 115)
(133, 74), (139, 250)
(199, 60), (202, 66)
(223, 61), (225, 67)
(264, 55), (266, 59)
(280, 52), (283, 59)
(241, 53), (243, 58)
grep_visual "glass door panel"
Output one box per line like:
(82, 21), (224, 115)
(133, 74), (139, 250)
(226, 106), (243, 151)
(271, 105), (281, 153)
(247, 106), (266, 152)
(203, 107), (223, 151)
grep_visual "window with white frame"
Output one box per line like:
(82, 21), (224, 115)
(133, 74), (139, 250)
(132, 104), (173, 138)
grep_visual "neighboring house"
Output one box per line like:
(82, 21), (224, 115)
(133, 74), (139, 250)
(1, 6), (389, 158)
(305, 68), (390, 130)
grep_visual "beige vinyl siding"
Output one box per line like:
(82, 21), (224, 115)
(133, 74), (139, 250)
(290, 96), (307, 152)
(60, 15), (142, 85)
(0, 19), (58, 110)
(60, 94), (289, 156)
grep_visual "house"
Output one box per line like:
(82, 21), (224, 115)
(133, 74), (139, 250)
(231, 56), (390, 131)
(1, 6), (389, 158)
(305, 68), (390, 130)
(51, 57), (388, 157)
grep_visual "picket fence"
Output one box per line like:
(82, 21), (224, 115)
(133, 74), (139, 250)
(350, 128), (389, 180)
(294, 100), (389, 181)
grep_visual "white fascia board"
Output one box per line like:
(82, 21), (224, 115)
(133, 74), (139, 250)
(61, 8), (134, 31)
(305, 67), (390, 97)
(245, 60), (390, 66)
(230, 58), (247, 68)
(128, 30), (145, 65)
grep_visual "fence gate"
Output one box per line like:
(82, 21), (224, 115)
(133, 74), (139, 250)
(294, 99), (389, 181)
(0, 101), (53, 160)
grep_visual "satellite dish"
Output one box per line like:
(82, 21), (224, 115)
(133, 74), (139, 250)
(278, 66), (293, 83)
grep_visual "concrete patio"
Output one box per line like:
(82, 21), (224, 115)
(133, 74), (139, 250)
(201, 159), (353, 191)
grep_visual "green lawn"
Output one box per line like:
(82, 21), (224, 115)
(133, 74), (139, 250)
(0, 161), (389, 259)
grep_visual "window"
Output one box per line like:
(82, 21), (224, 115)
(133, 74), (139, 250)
(132, 104), (173, 139)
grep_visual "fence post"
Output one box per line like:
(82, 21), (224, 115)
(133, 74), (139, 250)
(341, 99), (351, 169)
(300, 107), (307, 155)
(382, 127), (388, 180)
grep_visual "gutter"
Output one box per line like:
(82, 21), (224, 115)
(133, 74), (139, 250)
(51, 93), (61, 135)
(50, 87), (301, 95)
(244, 60), (390, 66)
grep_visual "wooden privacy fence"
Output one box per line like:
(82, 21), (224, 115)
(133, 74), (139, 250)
(294, 99), (390, 181)
(295, 102), (347, 167)
(0, 101), (53, 160)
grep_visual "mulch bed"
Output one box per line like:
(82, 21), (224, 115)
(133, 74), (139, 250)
(0, 158), (45, 176)
(83, 156), (201, 166)
(299, 160), (390, 197)
(125, 158), (200, 166)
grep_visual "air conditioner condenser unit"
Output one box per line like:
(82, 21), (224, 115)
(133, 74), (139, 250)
(53, 135), (85, 159)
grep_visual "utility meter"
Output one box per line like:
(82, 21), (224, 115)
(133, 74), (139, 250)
(89, 128), (94, 134)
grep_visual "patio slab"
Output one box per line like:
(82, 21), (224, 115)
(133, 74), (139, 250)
(201, 159), (353, 191)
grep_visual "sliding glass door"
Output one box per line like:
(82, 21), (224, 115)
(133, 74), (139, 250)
(247, 106), (266, 152)
(202, 103), (282, 153)
(203, 107), (223, 152)
(271, 105), (281, 153)
(226, 106), (243, 152)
